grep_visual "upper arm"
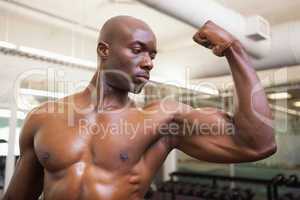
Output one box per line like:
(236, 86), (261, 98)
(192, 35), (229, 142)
(3, 109), (44, 200)
(173, 107), (261, 163)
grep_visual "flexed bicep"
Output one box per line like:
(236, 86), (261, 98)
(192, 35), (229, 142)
(173, 107), (268, 163)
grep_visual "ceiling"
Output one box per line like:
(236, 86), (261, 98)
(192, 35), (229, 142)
(13, 0), (300, 25)
(217, 0), (300, 25)
(8, 0), (300, 48)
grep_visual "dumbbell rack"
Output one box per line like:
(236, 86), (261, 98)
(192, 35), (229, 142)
(271, 174), (300, 200)
(167, 172), (300, 200)
(151, 181), (254, 200)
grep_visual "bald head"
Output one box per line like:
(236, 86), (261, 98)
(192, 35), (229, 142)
(98, 16), (155, 45)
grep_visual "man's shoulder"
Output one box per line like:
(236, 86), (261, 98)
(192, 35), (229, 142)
(20, 93), (83, 144)
(27, 93), (77, 123)
(144, 99), (192, 113)
(31, 100), (66, 116)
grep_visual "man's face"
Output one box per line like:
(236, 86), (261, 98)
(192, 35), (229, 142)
(103, 27), (157, 94)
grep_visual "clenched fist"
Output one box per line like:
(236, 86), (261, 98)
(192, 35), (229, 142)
(193, 21), (238, 57)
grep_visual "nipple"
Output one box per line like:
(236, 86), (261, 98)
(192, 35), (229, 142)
(119, 152), (129, 162)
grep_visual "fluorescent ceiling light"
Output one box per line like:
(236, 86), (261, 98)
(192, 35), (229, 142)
(0, 109), (26, 120)
(0, 109), (11, 118)
(268, 92), (292, 100)
(150, 76), (219, 96)
(19, 46), (96, 68)
(0, 41), (17, 49)
(270, 104), (300, 116)
(20, 88), (65, 98)
(293, 101), (300, 107)
(196, 94), (213, 99)
(190, 85), (218, 96)
(0, 40), (96, 68)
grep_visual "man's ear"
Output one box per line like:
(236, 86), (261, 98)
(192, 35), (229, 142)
(97, 41), (109, 60)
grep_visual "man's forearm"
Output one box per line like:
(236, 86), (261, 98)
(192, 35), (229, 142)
(225, 41), (276, 153)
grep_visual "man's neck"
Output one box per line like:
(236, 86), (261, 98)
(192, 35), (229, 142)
(87, 71), (133, 111)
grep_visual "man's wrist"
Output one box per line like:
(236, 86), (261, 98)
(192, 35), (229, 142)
(224, 39), (244, 57)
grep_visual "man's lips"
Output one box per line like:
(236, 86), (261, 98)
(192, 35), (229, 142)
(135, 73), (150, 80)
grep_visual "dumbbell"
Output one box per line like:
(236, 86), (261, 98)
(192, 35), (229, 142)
(215, 191), (228, 199)
(201, 188), (220, 199)
(226, 190), (245, 200)
(244, 189), (255, 200)
(272, 174), (286, 186)
(219, 192), (232, 200)
(181, 183), (194, 196)
(192, 186), (208, 197)
(286, 175), (298, 186)
(221, 185), (230, 191)
(235, 188), (255, 200)
(173, 182), (184, 195)
(158, 182), (174, 193)
(279, 193), (296, 200)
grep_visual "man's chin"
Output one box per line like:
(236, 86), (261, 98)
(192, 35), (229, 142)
(130, 82), (147, 94)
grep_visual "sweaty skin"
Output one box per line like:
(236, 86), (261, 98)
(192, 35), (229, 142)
(3, 16), (277, 200)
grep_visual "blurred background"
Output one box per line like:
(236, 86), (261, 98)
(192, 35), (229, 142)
(0, 0), (300, 199)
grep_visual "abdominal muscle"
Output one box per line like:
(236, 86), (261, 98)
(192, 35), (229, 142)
(42, 161), (149, 200)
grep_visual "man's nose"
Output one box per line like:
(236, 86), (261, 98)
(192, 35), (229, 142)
(140, 54), (153, 71)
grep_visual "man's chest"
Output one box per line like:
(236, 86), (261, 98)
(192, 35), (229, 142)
(33, 108), (174, 172)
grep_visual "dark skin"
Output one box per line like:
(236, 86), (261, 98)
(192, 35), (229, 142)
(3, 16), (276, 200)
